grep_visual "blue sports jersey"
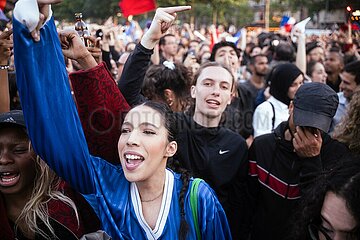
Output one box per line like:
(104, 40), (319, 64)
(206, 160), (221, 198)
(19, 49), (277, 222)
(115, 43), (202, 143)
(12, 12), (231, 240)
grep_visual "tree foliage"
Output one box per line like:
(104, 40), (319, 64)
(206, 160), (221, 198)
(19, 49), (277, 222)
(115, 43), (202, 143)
(52, 0), (360, 25)
(52, 0), (119, 22)
(287, 0), (360, 16)
(53, 0), (253, 27)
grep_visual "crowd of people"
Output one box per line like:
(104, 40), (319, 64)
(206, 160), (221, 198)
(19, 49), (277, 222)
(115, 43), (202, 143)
(1, 0), (360, 239)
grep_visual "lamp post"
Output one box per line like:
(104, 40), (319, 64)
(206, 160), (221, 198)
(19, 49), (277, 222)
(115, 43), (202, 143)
(265, 0), (270, 30)
(347, 6), (352, 42)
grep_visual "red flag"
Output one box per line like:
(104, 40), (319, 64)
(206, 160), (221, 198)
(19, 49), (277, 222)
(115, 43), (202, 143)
(119, 0), (156, 18)
(0, 0), (6, 11)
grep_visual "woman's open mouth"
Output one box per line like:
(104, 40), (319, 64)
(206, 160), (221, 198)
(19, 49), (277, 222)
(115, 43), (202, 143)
(0, 172), (20, 187)
(124, 154), (144, 171)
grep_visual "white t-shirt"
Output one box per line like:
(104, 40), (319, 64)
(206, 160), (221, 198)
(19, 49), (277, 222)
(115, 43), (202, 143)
(253, 96), (289, 138)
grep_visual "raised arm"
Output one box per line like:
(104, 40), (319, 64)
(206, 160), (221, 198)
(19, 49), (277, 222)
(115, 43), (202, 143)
(69, 61), (130, 164)
(13, 0), (96, 194)
(294, 30), (306, 75)
(0, 29), (12, 113)
(58, 29), (131, 164)
(118, 6), (191, 107)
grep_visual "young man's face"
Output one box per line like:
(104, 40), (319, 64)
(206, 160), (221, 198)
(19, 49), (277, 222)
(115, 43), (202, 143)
(191, 66), (233, 121)
(160, 35), (177, 57)
(324, 52), (343, 74)
(251, 55), (269, 77)
(339, 71), (358, 100)
(214, 46), (239, 73)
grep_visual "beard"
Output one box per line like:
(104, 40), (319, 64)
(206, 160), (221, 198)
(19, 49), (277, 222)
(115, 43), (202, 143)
(255, 70), (267, 77)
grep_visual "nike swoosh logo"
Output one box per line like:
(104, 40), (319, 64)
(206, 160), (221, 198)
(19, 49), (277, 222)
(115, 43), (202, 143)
(219, 150), (230, 155)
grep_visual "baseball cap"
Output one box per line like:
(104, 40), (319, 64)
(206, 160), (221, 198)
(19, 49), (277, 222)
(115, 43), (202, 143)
(293, 82), (338, 132)
(0, 110), (26, 129)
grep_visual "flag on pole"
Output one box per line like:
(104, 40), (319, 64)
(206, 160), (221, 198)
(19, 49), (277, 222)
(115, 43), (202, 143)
(280, 15), (296, 32)
(119, 0), (156, 18)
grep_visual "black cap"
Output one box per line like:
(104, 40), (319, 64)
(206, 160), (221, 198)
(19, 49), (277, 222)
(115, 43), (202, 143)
(306, 41), (322, 54)
(293, 82), (338, 132)
(0, 110), (26, 129)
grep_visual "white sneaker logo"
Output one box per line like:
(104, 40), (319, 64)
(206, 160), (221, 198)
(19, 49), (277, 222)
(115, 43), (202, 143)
(219, 149), (230, 155)
(3, 117), (15, 123)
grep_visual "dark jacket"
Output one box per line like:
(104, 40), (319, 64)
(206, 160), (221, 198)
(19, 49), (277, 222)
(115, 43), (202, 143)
(175, 113), (249, 239)
(220, 84), (254, 139)
(248, 121), (349, 240)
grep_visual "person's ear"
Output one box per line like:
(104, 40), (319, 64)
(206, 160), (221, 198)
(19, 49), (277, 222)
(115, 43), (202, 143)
(288, 100), (294, 114)
(165, 141), (177, 157)
(227, 94), (232, 105)
(163, 89), (175, 107)
(249, 64), (255, 73)
(228, 84), (237, 105)
(190, 85), (196, 99)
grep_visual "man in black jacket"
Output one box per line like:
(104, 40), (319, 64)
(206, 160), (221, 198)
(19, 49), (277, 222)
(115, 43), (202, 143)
(248, 82), (349, 240)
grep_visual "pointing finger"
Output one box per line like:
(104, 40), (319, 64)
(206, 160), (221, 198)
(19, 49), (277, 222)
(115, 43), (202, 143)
(160, 6), (191, 14)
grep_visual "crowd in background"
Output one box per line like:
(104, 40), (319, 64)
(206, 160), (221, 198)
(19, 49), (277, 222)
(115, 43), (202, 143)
(1, 0), (360, 239)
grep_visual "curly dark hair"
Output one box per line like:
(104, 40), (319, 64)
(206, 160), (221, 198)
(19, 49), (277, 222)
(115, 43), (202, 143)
(334, 88), (360, 155)
(291, 155), (360, 240)
(142, 63), (192, 112)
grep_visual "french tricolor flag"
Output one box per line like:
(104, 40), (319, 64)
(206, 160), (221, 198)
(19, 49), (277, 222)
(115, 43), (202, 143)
(280, 15), (296, 32)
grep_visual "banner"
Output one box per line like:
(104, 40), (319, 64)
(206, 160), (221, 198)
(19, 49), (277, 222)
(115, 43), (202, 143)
(119, 0), (156, 18)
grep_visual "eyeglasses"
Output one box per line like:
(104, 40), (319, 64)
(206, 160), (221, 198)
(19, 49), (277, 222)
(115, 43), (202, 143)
(308, 223), (358, 240)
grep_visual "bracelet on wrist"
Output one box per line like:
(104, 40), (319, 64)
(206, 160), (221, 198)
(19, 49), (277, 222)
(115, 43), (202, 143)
(0, 65), (9, 70)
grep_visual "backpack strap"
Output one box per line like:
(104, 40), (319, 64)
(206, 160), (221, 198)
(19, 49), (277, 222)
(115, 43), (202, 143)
(190, 178), (202, 240)
(268, 101), (275, 131)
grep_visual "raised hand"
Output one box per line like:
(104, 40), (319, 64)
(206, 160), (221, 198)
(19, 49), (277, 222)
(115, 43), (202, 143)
(59, 30), (97, 70)
(85, 36), (102, 64)
(32, 0), (63, 41)
(0, 29), (13, 65)
(141, 6), (191, 49)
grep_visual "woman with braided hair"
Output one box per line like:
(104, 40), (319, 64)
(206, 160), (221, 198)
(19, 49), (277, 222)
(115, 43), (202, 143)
(12, 0), (231, 239)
